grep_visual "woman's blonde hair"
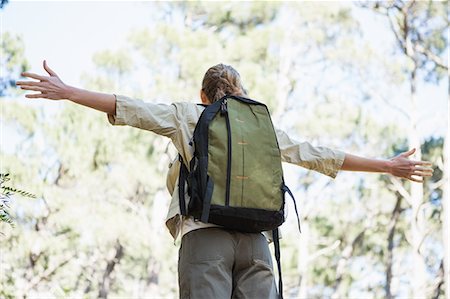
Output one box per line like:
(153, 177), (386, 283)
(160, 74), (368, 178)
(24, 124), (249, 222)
(201, 64), (247, 103)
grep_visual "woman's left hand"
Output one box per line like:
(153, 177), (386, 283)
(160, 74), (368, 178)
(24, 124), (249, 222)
(16, 60), (71, 100)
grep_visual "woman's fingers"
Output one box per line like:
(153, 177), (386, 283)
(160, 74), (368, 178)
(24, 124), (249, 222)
(413, 170), (433, 177)
(43, 60), (57, 77)
(18, 62), (66, 101)
(19, 85), (47, 92)
(404, 162), (433, 181)
(413, 161), (433, 167)
(21, 72), (47, 81)
(16, 81), (29, 85)
(408, 176), (424, 183)
(25, 93), (48, 99)
(400, 148), (416, 158)
(390, 152), (434, 182)
(16, 81), (46, 87)
(409, 164), (433, 178)
(413, 165), (433, 172)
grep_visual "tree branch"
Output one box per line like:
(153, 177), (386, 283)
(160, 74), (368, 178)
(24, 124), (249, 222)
(387, 10), (407, 53)
(388, 177), (412, 206)
(386, 196), (403, 299)
(431, 260), (445, 299)
(98, 239), (124, 299)
(414, 43), (449, 70)
(417, 226), (435, 255)
(21, 253), (76, 297)
(308, 240), (341, 262)
(331, 229), (366, 299)
(425, 177), (446, 198)
(364, 83), (410, 121)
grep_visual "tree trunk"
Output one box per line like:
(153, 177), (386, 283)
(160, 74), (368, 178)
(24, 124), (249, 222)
(408, 65), (427, 299)
(442, 82), (449, 299)
(297, 221), (310, 299)
(386, 196), (403, 299)
(331, 230), (364, 299)
(98, 240), (124, 299)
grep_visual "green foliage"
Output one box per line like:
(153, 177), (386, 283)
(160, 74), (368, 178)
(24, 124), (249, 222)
(0, 32), (29, 96)
(93, 49), (133, 75)
(0, 173), (36, 228)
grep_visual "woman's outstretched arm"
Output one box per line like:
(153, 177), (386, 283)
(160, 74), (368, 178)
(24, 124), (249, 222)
(276, 129), (433, 183)
(16, 60), (116, 115)
(341, 148), (433, 183)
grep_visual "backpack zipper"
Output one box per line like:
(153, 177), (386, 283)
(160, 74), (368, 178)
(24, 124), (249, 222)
(221, 99), (232, 207)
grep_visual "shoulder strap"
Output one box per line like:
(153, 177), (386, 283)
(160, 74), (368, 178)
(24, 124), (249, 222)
(273, 185), (301, 299)
(178, 154), (188, 215)
(282, 184), (301, 233)
(273, 228), (283, 299)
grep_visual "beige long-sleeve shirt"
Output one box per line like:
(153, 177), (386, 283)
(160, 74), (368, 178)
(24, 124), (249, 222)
(108, 95), (345, 240)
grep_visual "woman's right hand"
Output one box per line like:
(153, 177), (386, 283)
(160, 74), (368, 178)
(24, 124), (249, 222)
(16, 60), (73, 100)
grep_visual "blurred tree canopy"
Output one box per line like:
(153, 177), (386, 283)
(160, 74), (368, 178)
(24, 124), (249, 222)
(1, 2), (447, 298)
(0, 32), (29, 96)
(0, 0), (8, 10)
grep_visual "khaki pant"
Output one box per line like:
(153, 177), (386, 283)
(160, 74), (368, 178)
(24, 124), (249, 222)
(178, 228), (278, 299)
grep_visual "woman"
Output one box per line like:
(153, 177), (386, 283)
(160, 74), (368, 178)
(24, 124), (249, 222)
(17, 61), (433, 299)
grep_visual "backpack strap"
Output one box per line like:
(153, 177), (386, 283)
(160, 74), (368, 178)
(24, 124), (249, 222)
(178, 154), (188, 216)
(273, 186), (300, 299)
(273, 228), (283, 299)
(191, 99), (223, 223)
(282, 184), (301, 233)
(200, 177), (214, 223)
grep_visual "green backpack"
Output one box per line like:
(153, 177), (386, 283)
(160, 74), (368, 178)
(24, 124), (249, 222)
(178, 95), (300, 299)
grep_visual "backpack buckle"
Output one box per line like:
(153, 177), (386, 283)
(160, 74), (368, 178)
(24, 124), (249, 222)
(220, 99), (228, 115)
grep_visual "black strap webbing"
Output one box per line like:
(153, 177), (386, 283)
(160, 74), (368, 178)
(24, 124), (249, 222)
(273, 229), (283, 299)
(200, 178), (214, 223)
(282, 185), (301, 233)
(178, 155), (188, 216)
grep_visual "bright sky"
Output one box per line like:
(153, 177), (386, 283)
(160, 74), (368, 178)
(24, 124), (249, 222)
(2, 1), (152, 86)
(2, 1), (448, 140)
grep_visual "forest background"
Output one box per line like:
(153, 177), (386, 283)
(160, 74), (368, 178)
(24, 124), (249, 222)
(0, 1), (448, 298)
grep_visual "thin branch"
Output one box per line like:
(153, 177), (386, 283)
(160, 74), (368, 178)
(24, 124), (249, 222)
(417, 226), (436, 255)
(386, 196), (403, 299)
(388, 12), (406, 52)
(431, 260), (445, 299)
(308, 240), (341, 262)
(436, 156), (444, 171)
(21, 253), (76, 296)
(331, 229), (366, 299)
(414, 43), (449, 70)
(403, 228), (414, 248)
(98, 240), (124, 299)
(388, 177), (412, 205)
(367, 85), (411, 120)
(427, 177), (446, 192)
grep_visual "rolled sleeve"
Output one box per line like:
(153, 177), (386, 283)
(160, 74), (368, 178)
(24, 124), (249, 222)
(276, 128), (345, 178)
(107, 94), (180, 138)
